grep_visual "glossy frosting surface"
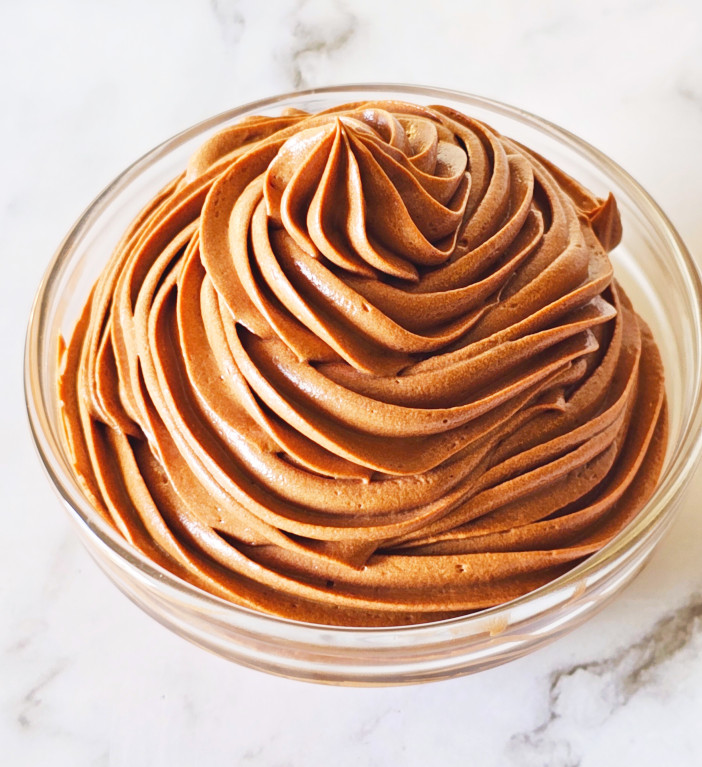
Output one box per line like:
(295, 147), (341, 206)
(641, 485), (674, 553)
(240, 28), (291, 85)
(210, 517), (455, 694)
(59, 101), (668, 626)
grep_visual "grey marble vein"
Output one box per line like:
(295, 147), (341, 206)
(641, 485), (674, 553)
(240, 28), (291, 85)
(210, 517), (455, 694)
(353, 707), (396, 743)
(242, 745), (264, 761)
(210, 0), (245, 46)
(5, 635), (32, 655)
(42, 532), (78, 602)
(678, 83), (702, 111)
(522, 13), (571, 41)
(91, 752), (110, 767)
(17, 661), (68, 730)
(287, 0), (357, 89)
(182, 693), (198, 726)
(5, 618), (47, 657)
(506, 595), (702, 765)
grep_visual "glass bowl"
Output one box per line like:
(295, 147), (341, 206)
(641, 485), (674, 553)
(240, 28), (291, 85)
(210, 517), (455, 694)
(25, 84), (702, 685)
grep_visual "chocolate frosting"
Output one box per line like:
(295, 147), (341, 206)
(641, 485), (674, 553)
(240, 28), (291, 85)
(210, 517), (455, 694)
(59, 101), (668, 626)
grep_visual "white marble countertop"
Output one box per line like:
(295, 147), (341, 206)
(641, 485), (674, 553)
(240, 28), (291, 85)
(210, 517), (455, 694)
(3, 0), (702, 764)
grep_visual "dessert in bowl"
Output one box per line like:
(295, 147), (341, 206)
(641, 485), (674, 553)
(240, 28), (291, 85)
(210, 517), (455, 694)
(25, 85), (702, 684)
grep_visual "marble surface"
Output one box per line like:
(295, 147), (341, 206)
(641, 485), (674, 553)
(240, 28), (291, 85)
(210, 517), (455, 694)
(3, 0), (702, 764)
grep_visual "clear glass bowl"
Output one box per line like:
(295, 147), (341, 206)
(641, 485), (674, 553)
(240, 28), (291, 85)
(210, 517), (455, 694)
(25, 85), (702, 685)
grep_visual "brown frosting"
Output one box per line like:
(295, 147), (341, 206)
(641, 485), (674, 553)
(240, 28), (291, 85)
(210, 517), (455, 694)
(59, 100), (668, 626)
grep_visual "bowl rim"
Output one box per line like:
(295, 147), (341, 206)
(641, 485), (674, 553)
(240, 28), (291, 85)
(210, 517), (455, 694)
(24, 82), (702, 641)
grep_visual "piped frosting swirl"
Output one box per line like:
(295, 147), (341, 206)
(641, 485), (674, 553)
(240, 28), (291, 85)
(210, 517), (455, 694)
(59, 100), (668, 626)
